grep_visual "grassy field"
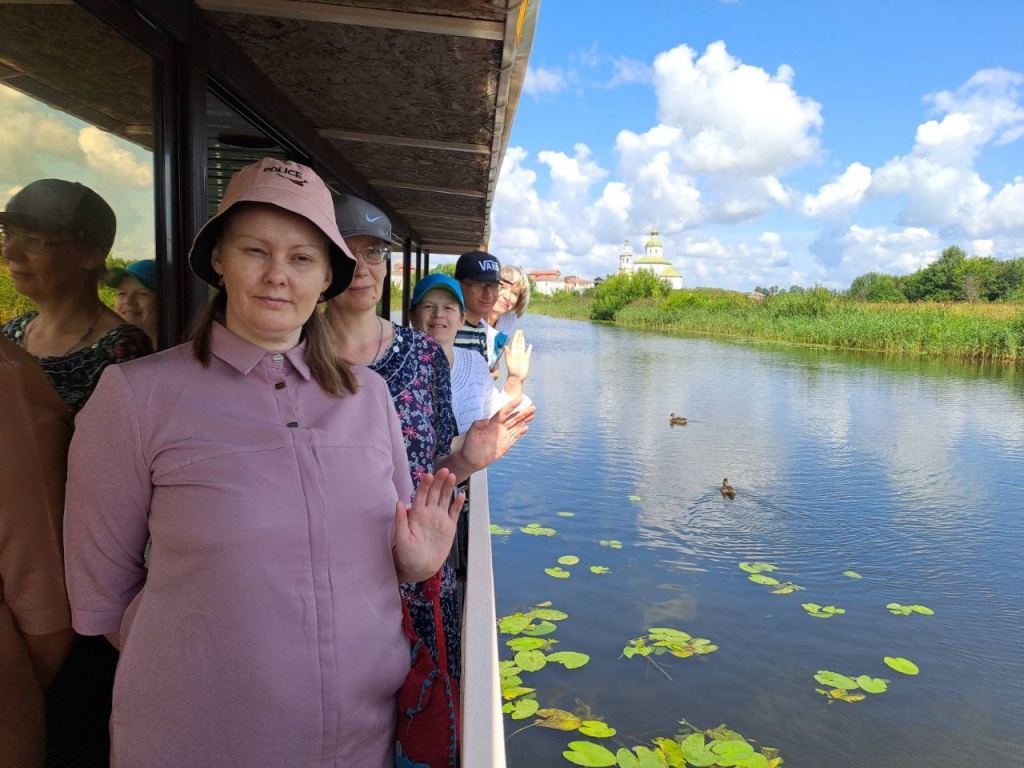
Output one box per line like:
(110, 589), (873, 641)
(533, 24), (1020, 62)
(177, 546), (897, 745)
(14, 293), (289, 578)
(531, 289), (1024, 363)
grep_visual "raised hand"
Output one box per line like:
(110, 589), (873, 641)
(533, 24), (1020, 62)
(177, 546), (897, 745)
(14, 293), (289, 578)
(392, 468), (465, 583)
(461, 398), (537, 472)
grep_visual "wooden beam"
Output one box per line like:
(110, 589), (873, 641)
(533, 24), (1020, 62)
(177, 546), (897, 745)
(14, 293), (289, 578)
(396, 209), (482, 222)
(197, 0), (505, 40)
(320, 129), (490, 155)
(368, 179), (487, 198)
(421, 242), (480, 254)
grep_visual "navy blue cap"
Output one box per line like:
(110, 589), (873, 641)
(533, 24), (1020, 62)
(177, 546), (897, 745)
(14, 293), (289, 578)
(454, 250), (501, 282)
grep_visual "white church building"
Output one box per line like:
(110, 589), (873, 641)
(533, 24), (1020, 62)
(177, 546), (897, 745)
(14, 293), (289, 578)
(618, 226), (683, 290)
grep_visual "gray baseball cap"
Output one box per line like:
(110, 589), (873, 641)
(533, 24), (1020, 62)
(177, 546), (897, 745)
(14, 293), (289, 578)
(0, 179), (116, 255)
(333, 194), (392, 243)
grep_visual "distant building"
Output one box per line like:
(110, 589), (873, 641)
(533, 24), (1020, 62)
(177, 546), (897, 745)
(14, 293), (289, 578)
(529, 269), (565, 296)
(618, 226), (683, 290)
(390, 260), (406, 287)
(564, 276), (594, 293)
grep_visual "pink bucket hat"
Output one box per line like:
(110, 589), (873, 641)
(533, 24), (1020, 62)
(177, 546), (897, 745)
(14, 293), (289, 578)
(188, 158), (356, 299)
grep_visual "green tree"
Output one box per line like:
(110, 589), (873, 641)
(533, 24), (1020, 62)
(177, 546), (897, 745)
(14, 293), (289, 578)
(848, 272), (907, 302)
(590, 270), (670, 321)
(430, 262), (456, 277)
(905, 245), (966, 301)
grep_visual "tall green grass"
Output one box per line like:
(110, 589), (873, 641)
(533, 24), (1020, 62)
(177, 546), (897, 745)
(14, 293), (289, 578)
(534, 288), (1024, 363)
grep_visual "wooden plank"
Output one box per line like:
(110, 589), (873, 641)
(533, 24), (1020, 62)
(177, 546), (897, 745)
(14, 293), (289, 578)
(198, 0), (504, 40)
(322, 129), (490, 155)
(369, 179), (487, 198)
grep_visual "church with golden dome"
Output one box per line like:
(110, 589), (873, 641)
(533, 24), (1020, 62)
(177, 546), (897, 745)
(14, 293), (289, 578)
(617, 226), (683, 289)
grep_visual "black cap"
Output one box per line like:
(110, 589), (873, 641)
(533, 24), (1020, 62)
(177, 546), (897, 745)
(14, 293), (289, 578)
(0, 179), (116, 255)
(455, 250), (501, 282)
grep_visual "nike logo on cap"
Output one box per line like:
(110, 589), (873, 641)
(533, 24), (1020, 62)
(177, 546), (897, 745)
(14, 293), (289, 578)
(366, 214), (382, 222)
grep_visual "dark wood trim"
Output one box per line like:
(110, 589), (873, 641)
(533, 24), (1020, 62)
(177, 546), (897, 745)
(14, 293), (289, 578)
(380, 259), (391, 321)
(424, 252), (430, 275)
(401, 238), (412, 327)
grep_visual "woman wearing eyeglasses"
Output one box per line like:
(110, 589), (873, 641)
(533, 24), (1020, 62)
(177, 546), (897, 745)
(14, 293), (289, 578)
(324, 196), (535, 682)
(1, 180), (152, 416)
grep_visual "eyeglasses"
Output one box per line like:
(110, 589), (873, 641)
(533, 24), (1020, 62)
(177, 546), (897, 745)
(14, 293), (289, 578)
(350, 245), (391, 265)
(0, 228), (74, 254)
(460, 280), (501, 295)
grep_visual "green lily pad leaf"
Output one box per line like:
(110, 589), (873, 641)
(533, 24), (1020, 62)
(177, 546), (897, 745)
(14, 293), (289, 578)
(507, 637), (547, 652)
(490, 524), (512, 536)
(530, 608), (569, 621)
(886, 603), (913, 615)
(578, 720), (616, 738)
(558, 555), (581, 566)
(615, 746), (664, 768)
(590, 565), (612, 574)
(736, 754), (769, 768)
(547, 651), (591, 670)
(563, 740), (618, 767)
(514, 649), (547, 672)
(557, 511), (576, 517)
(501, 685), (535, 701)
(739, 561), (777, 573)
(653, 737), (685, 766)
(599, 540), (623, 549)
(522, 620), (558, 636)
(535, 708), (582, 731)
(814, 670), (859, 689)
(771, 581), (805, 594)
(856, 675), (889, 693)
(506, 697), (539, 720)
(521, 523), (556, 536)
(498, 615), (531, 635)
(649, 627), (692, 643)
(910, 604), (935, 615)
(628, 495), (642, 502)
(679, 734), (717, 767)
(747, 574), (780, 585)
(545, 567), (571, 579)
(884, 656), (919, 675)
(710, 739), (755, 761)
(843, 570), (862, 579)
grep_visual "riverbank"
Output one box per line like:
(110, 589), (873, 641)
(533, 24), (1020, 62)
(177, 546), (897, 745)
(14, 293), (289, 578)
(531, 290), (1024, 363)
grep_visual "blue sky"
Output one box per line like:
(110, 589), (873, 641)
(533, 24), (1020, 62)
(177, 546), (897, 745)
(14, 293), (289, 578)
(487, 0), (1024, 290)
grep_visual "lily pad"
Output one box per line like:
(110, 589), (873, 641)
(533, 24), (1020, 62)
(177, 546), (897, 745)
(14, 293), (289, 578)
(614, 746), (663, 768)
(856, 675), (889, 693)
(514, 649), (547, 672)
(503, 697), (538, 720)
(558, 555), (581, 566)
(522, 620), (558, 636)
(563, 740), (617, 767)
(490, 524), (512, 536)
(578, 720), (616, 738)
(814, 670), (859, 689)
(590, 565), (612, 574)
(546, 651), (591, 669)
(739, 562), (777, 574)
(530, 607), (569, 621)
(843, 570), (862, 578)
(711, 739), (755, 761)
(545, 567), (571, 579)
(520, 523), (556, 536)
(506, 637), (548, 652)
(498, 615), (531, 634)
(557, 511), (576, 517)
(802, 602), (845, 618)
(884, 656), (920, 675)
(501, 685), (535, 701)
(628, 495), (642, 502)
(599, 540), (623, 549)
(747, 574), (780, 585)
(770, 581), (805, 594)
(534, 708), (582, 731)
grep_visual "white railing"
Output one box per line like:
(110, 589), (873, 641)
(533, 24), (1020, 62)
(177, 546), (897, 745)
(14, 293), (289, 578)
(460, 468), (507, 767)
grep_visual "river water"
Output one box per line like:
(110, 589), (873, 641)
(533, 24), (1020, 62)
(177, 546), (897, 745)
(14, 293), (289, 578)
(489, 313), (1024, 768)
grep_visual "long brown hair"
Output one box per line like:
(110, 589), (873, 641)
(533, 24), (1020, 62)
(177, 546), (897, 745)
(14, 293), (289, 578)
(188, 228), (358, 396)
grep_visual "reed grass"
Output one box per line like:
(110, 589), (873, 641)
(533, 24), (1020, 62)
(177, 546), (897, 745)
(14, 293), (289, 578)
(533, 289), (1024, 363)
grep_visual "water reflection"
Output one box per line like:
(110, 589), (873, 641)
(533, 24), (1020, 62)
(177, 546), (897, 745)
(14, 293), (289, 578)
(492, 315), (1024, 768)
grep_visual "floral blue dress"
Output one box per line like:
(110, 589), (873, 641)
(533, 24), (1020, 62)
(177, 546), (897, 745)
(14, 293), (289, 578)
(369, 324), (462, 680)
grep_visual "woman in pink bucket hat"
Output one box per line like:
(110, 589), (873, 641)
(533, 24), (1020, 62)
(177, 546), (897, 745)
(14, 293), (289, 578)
(62, 159), (464, 767)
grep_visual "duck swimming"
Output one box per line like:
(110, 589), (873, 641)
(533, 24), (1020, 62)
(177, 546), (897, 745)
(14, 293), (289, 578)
(669, 413), (688, 426)
(720, 478), (736, 498)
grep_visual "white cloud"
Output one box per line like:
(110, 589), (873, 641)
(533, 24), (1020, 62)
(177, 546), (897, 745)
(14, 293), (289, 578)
(607, 56), (653, 87)
(802, 162), (872, 219)
(651, 41), (823, 175)
(524, 66), (569, 96)
(78, 126), (152, 187)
